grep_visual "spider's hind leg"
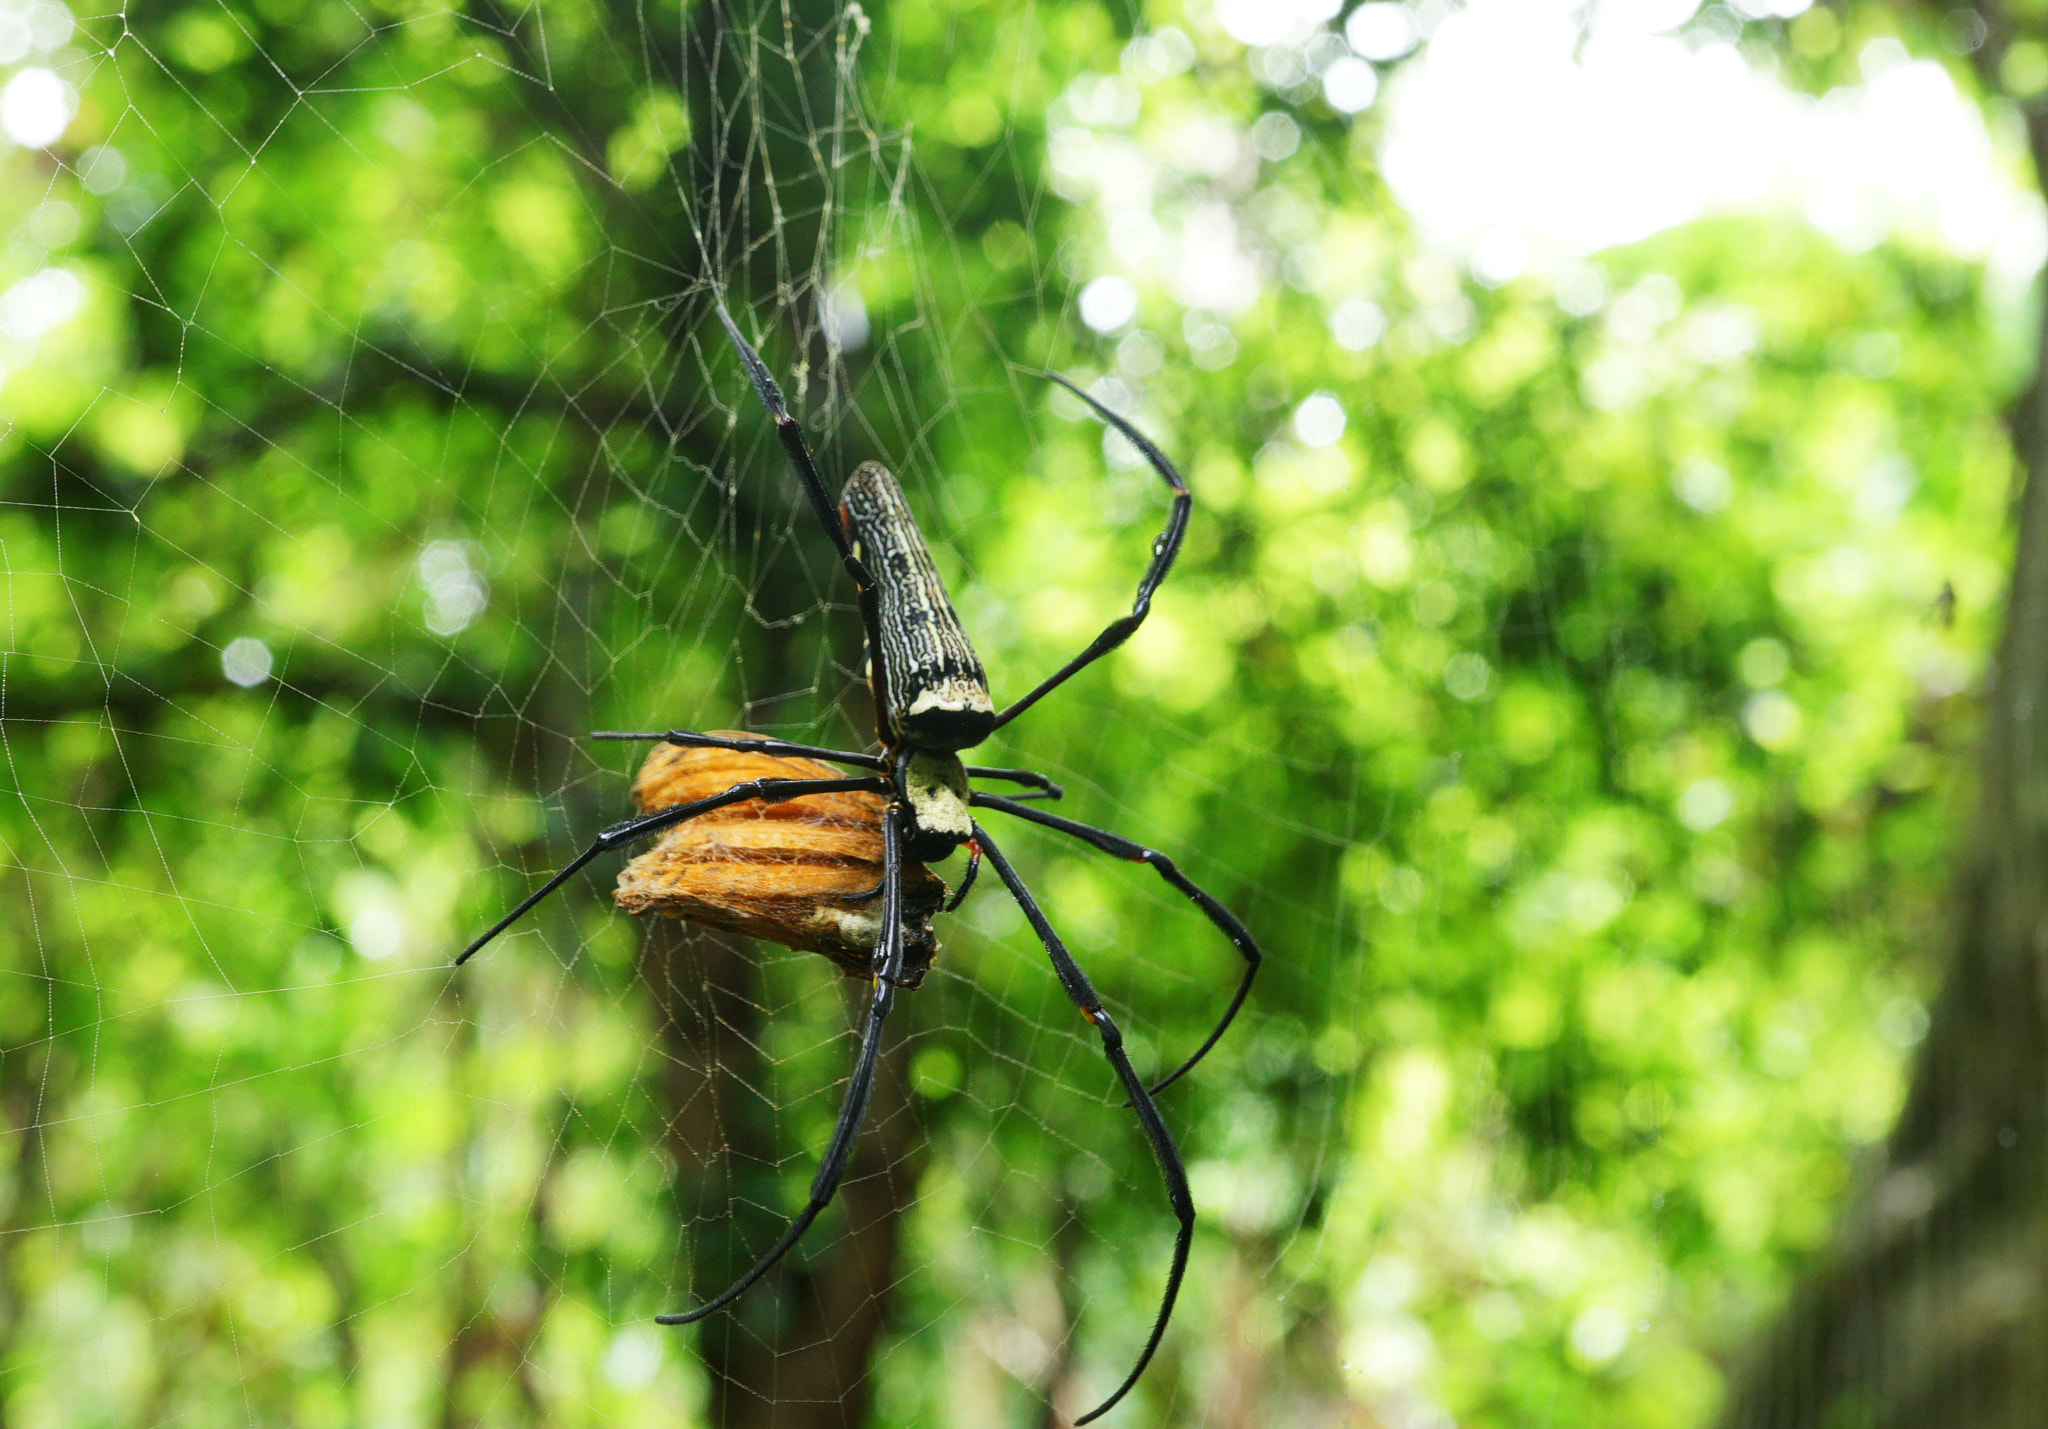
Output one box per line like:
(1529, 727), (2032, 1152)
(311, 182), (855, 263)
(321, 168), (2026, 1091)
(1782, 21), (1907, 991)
(974, 825), (1194, 1426)
(656, 804), (912, 1323)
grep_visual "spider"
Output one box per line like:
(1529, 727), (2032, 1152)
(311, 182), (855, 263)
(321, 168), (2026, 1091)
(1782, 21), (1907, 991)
(455, 301), (1262, 1423)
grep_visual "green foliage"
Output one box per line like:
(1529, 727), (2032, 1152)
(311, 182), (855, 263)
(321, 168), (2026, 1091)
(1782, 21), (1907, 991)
(0, 0), (2016, 1425)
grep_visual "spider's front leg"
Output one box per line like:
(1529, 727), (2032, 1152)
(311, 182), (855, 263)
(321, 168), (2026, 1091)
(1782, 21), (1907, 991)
(992, 375), (1192, 732)
(454, 774), (886, 965)
(592, 728), (1066, 800)
(592, 727), (887, 770)
(713, 301), (874, 592)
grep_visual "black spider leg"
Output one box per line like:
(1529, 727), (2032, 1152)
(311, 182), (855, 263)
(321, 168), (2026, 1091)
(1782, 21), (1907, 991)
(943, 839), (982, 913)
(453, 776), (887, 966)
(713, 301), (872, 585)
(963, 764), (1063, 800)
(976, 793), (1260, 1095)
(840, 832), (983, 911)
(590, 729), (887, 772)
(991, 374), (1192, 732)
(841, 835), (981, 912)
(657, 802), (909, 1326)
(713, 301), (895, 746)
(975, 826), (1192, 1426)
(591, 729), (1065, 799)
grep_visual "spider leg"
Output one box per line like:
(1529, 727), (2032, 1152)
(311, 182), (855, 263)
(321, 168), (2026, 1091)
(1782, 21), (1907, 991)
(975, 826), (1192, 1426)
(991, 375), (1192, 733)
(843, 838), (978, 913)
(589, 728), (887, 772)
(591, 732), (1062, 799)
(657, 802), (909, 1325)
(453, 775), (886, 965)
(974, 793), (1258, 1095)
(714, 300), (903, 746)
(943, 839), (982, 913)
(713, 301), (875, 593)
(963, 764), (1063, 800)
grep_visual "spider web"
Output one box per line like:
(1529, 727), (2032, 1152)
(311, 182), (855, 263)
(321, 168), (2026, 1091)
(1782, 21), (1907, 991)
(0, 0), (2023, 1426)
(3, 2), (1313, 1423)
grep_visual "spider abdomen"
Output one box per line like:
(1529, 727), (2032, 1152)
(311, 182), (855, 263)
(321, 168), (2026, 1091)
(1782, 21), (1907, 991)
(841, 461), (995, 752)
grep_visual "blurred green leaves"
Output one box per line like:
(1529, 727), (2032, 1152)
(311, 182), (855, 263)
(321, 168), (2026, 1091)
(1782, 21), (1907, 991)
(0, 0), (2024, 1426)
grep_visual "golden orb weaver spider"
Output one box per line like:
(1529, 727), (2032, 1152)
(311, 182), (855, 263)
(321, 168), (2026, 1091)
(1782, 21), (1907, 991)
(455, 300), (1262, 1423)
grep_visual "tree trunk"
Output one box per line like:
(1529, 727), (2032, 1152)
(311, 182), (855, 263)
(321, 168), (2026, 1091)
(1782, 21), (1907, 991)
(641, 921), (924, 1429)
(1715, 37), (2048, 1425)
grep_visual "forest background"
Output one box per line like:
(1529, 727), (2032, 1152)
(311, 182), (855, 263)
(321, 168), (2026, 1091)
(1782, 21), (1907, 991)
(5, 0), (2046, 1425)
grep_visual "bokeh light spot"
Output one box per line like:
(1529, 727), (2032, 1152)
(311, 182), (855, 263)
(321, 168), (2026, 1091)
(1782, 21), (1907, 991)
(1, 67), (72, 147)
(1294, 391), (1347, 446)
(1331, 298), (1387, 350)
(1323, 57), (1380, 113)
(1345, 2), (1417, 61)
(221, 637), (274, 688)
(1079, 275), (1138, 332)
